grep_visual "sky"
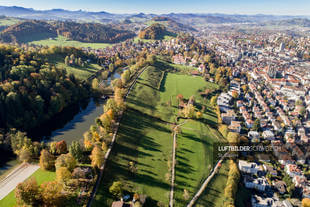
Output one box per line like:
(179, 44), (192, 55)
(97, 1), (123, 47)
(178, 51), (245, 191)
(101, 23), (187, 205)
(0, 0), (309, 15)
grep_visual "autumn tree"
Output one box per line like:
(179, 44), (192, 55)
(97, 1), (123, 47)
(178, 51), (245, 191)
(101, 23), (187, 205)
(183, 104), (195, 118)
(55, 140), (67, 154)
(210, 95), (218, 107)
(121, 70), (131, 85)
(41, 181), (64, 207)
(83, 131), (93, 151)
(176, 94), (184, 102)
(302, 198), (310, 207)
(90, 145), (105, 169)
(56, 167), (72, 184)
(196, 111), (203, 119)
(112, 78), (122, 89)
(39, 149), (55, 171)
(92, 78), (100, 90)
(223, 160), (240, 206)
(231, 91), (238, 99)
(15, 178), (40, 206)
(109, 63), (115, 72)
(69, 141), (83, 162)
(64, 56), (69, 66)
(227, 132), (240, 144)
(98, 113), (112, 133)
(55, 153), (77, 172)
(114, 88), (125, 111)
(146, 54), (156, 65)
(49, 142), (57, 155)
(102, 141), (108, 153)
(218, 124), (228, 138)
(109, 181), (123, 198)
(19, 147), (32, 163)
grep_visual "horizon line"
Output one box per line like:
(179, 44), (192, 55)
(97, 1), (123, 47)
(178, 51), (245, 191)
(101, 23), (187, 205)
(0, 5), (309, 16)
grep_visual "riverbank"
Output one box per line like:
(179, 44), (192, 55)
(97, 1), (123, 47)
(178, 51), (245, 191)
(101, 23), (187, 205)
(0, 69), (122, 181)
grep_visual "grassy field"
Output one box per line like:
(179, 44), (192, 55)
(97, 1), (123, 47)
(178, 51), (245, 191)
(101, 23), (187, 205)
(56, 62), (102, 80)
(0, 17), (21, 26)
(0, 168), (56, 207)
(92, 60), (224, 206)
(133, 35), (175, 43)
(195, 159), (230, 207)
(29, 35), (113, 49)
(160, 73), (224, 206)
(174, 120), (225, 206)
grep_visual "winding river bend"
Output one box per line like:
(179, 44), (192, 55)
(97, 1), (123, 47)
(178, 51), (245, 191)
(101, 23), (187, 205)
(0, 72), (121, 176)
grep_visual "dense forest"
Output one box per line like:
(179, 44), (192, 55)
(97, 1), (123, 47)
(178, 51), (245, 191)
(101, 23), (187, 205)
(0, 20), (135, 44)
(0, 21), (56, 43)
(51, 21), (135, 43)
(0, 44), (92, 131)
(138, 23), (175, 40)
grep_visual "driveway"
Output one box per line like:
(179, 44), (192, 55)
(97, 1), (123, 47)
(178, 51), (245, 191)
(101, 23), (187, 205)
(0, 163), (40, 200)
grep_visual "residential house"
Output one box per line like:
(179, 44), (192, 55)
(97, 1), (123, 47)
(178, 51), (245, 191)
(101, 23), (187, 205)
(244, 176), (269, 191)
(238, 160), (261, 175)
(221, 110), (236, 125)
(285, 164), (302, 178)
(229, 121), (242, 133)
(273, 181), (286, 194)
(262, 130), (275, 141)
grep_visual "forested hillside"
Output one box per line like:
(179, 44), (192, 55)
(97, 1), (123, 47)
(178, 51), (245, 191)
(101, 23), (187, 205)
(138, 23), (176, 40)
(0, 45), (91, 131)
(0, 20), (135, 44)
(51, 21), (135, 43)
(0, 20), (56, 43)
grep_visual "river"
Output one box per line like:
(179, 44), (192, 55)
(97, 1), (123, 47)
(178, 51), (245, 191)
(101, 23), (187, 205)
(0, 71), (121, 177)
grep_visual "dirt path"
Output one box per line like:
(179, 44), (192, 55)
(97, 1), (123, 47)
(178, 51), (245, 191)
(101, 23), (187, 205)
(0, 163), (39, 200)
(169, 121), (187, 207)
(186, 152), (228, 207)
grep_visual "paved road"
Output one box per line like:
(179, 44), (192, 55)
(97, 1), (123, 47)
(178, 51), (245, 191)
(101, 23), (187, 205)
(0, 163), (39, 200)
(186, 152), (228, 207)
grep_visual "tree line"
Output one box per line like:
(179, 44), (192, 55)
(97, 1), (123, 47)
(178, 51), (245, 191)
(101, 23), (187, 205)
(0, 20), (136, 44)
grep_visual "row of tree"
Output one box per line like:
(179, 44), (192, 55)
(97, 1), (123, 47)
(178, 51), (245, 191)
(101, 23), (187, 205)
(223, 160), (240, 207)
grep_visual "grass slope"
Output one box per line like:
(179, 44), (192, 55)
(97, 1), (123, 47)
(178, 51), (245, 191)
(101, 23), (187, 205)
(195, 159), (230, 207)
(93, 61), (223, 206)
(0, 168), (56, 207)
(29, 35), (112, 49)
(56, 62), (102, 80)
(0, 17), (21, 26)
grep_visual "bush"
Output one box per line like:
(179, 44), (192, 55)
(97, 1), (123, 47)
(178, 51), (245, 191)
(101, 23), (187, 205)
(55, 153), (77, 172)
(56, 140), (67, 154)
(109, 181), (122, 198)
(56, 167), (72, 184)
(40, 149), (55, 171)
(15, 178), (40, 206)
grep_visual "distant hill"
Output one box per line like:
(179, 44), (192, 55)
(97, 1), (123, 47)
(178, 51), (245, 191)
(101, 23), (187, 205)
(0, 20), (56, 43)
(0, 6), (120, 21)
(0, 5), (309, 31)
(272, 18), (310, 27)
(138, 23), (176, 40)
(50, 21), (135, 43)
(152, 16), (197, 32)
(0, 20), (136, 44)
